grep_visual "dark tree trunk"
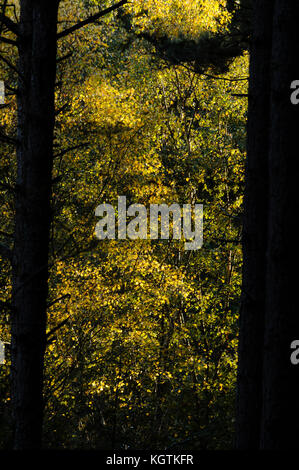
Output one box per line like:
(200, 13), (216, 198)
(11, 0), (59, 449)
(261, 0), (299, 449)
(236, 0), (273, 449)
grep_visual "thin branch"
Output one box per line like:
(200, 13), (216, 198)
(4, 83), (18, 95)
(47, 294), (71, 309)
(53, 142), (89, 159)
(46, 317), (70, 341)
(0, 229), (13, 238)
(211, 238), (241, 245)
(0, 242), (12, 261)
(0, 299), (13, 311)
(0, 0), (7, 38)
(202, 73), (249, 82)
(0, 130), (18, 145)
(231, 93), (249, 97)
(57, 0), (128, 39)
(0, 35), (17, 45)
(56, 52), (73, 64)
(0, 12), (19, 36)
(0, 52), (20, 76)
(0, 180), (15, 192)
(52, 175), (63, 185)
(55, 103), (69, 116)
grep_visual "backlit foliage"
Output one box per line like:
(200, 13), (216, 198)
(128, 0), (231, 38)
(0, 0), (247, 450)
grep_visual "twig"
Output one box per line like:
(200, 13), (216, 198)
(46, 317), (70, 341)
(53, 142), (89, 159)
(47, 293), (71, 309)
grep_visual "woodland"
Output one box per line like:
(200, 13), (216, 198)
(0, 0), (298, 451)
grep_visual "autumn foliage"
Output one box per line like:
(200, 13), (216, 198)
(0, 0), (247, 449)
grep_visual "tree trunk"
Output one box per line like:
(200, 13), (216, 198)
(261, 0), (299, 449)
(11, 0), (59, 449)
(236, 0), (273, 449)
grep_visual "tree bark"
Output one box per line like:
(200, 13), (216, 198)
(261, 0), (299, 449)
(11, 0), (59, 449)
(236, 0), (273, 449)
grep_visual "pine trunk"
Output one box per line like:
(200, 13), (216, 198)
(236, 0), (273, 449)
(11, 0), (59, 449)
(261, 0), (299, 449)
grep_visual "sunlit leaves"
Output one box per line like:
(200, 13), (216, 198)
(128, 0), (231, 39)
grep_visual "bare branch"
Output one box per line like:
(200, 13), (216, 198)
(56, 52), (73, 64)
(46, 317), (70, 342)
(0, 52), (20, 77)
(53, 142), (89, 159)
(0, 230), (13, 238)
(0, 13), (19, 36)
(0, 243), (12, 261)
(57, 0), (128, 40)
(4, 83), (18, 95)
(55, 103), (69, 116)
(52, 175), (63, 185)
(202, 73), (249, 82)
(0, 299), (13, 311)
(231, 93), (249, 97)
(0, 0), (7, 37)
(0, 35), (17, 45)
(47, 294), (71, 309)
(0, 179), (15, 192)
(0, 130), (18, 145)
